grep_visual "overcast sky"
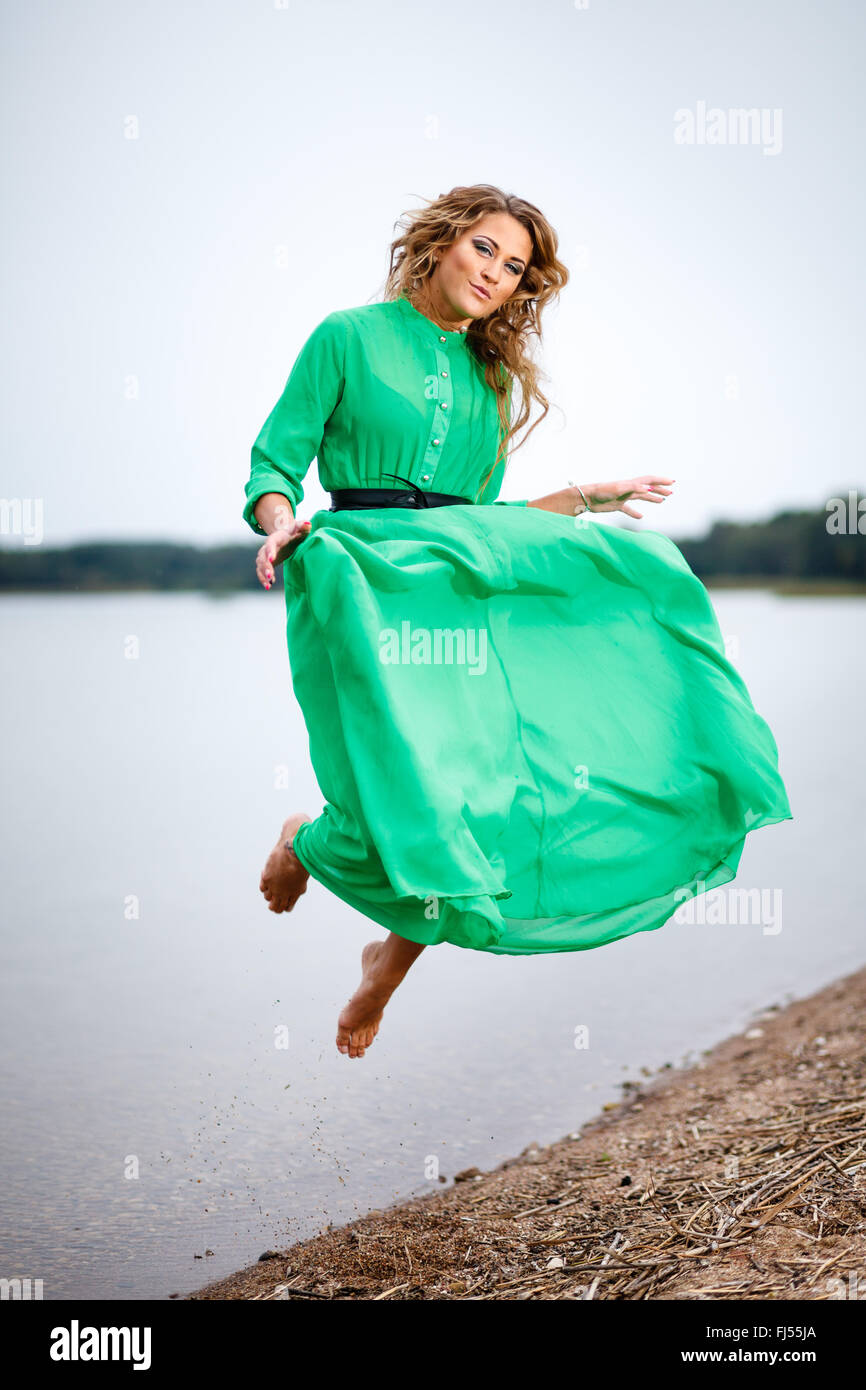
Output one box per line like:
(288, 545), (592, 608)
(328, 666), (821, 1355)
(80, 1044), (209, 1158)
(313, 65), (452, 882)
(3, 0), (864, 546)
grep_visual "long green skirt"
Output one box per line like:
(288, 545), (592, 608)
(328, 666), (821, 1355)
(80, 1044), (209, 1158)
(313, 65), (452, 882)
(284, 504), (792, 955)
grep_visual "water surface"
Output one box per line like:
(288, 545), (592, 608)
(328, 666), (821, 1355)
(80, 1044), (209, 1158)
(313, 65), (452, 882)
(0, 589), (861, 1299)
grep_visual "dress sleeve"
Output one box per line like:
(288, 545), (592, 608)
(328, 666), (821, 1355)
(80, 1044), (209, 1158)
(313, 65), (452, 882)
(243, 312), (347, 534)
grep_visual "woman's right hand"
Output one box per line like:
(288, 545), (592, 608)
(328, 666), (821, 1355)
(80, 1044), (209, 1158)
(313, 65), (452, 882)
(256, 520), (312, 590)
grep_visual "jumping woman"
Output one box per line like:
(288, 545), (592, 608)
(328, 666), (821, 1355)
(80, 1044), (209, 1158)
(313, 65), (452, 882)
(243, 184), (792, 1060)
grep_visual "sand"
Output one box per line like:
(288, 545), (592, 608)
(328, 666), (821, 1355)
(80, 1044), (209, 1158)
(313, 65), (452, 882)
(186, 965), (866, 1301)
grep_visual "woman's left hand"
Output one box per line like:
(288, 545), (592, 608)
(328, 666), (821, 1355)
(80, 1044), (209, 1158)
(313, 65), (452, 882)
(580, 476), (675, 519)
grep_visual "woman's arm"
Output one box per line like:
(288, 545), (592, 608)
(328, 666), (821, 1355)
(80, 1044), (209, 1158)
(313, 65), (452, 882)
(244, 314), (348, 537)
(528, 476), (675, 520)
(245, 312), (349, 588)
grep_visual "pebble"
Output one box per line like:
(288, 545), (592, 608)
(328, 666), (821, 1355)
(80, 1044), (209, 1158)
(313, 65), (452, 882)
(453, 1167), (482, 1183)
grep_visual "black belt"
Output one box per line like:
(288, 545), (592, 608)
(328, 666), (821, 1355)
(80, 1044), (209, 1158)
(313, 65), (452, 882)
(329, 472), (472, 511)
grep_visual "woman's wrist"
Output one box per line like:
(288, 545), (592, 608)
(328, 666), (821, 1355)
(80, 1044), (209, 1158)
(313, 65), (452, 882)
(571, 483), (592, 514)
(253, 492), (295, 536)
(527, 485), (592, 516)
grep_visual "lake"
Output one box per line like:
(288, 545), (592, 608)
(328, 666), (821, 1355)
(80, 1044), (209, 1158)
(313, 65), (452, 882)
(0, 588), (862, 1299)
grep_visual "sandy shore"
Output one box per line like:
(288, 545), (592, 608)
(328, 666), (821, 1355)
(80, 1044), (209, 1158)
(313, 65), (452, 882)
(187, 965), (866, 1301)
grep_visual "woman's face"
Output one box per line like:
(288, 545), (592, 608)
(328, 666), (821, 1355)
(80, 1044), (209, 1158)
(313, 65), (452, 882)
(430, 212), (532, 326)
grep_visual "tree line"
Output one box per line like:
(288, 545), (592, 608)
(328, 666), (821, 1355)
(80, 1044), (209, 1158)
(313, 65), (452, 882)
(0, 493), (862, 592)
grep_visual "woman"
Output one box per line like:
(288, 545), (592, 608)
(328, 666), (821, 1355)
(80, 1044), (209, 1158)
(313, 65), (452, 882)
(243, 184), (792, 1060)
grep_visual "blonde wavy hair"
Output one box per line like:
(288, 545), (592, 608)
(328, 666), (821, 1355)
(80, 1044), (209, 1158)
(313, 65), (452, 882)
(381, 184), (569, 500)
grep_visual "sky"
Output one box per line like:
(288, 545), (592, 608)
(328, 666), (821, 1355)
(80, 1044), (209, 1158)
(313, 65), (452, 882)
(2, 0), (864, 546)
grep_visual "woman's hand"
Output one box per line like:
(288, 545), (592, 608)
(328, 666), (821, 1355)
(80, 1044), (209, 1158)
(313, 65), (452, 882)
(579, 476), (676, 519)
(256, 519), (312, 590)
(528, 476), (675, 519)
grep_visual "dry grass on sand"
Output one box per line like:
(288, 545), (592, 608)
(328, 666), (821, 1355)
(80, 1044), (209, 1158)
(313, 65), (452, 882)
(187, 967), (866, 1301)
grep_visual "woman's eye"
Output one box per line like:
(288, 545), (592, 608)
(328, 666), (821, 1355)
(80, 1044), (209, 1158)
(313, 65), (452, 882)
(475, 241), (522, 275)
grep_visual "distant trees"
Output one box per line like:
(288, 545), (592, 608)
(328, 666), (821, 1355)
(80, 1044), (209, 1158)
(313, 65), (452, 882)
(674, 493), (864, 582)
(0, 493), (862, 591)
(0, 541), (258, 592)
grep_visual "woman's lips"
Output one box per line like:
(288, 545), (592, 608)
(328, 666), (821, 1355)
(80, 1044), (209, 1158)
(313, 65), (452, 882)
(470, 283), (490, 300)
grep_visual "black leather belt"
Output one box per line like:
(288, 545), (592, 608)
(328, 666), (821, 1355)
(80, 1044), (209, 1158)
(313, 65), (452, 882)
(329, 472), (472, 511)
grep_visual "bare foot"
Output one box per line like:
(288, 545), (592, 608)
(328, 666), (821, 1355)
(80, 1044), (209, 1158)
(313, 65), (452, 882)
(259, 813), (311, 913)
(336, 934), (426, 1059)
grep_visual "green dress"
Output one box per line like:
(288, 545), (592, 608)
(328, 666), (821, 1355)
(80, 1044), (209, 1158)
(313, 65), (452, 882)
(243, 293), (793, 955)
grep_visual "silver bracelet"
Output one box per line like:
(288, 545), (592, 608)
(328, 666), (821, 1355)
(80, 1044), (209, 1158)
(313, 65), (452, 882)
(568, 481), (592, 513)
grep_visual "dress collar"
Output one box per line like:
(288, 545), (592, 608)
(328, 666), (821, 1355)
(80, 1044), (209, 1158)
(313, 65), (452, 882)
(393, 292), (470, 348)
